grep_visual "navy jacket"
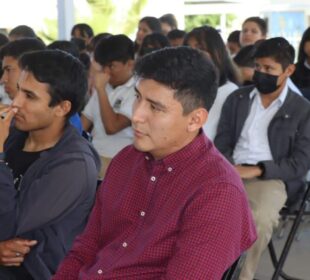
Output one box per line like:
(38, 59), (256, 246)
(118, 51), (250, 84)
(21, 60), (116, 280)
(214, 85), (310, 205)
(0, 124), (100, 279)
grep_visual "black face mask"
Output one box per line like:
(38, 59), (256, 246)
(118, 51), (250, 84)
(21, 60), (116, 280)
(252, 70), (280, 95)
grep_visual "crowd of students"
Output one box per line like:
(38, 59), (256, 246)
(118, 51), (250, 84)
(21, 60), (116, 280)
(0, 13), (310, 280)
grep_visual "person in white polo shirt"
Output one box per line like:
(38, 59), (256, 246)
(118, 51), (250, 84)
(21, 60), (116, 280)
(82, 35), (136, 178)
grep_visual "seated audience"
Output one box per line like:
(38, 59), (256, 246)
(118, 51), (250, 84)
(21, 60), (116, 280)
(0, 50), (100, 279)
(185, 25), (240, 140)
(214, 37), (310, 280)
(81, 35), (136, 177)
(53, 46), (256, 280)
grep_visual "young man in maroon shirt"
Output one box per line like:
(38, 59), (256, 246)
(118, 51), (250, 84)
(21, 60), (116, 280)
(53, 47), (256, 280)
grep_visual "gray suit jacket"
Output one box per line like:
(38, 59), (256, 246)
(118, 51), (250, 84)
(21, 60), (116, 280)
(214, 85), (310, 205)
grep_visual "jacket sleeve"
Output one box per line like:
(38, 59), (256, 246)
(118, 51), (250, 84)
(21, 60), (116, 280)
(259, 107), (310, 181)
(161, 183), (257, 280)
(214, 94), (236, 163)
(0, 153), (98, 240)
(52, 184), (104, 280)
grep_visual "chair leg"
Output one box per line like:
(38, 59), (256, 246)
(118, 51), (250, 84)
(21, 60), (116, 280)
(270, 198), (309, 280)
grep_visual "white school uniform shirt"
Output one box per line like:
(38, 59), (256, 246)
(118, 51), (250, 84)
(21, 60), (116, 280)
(83, 76), (136, 158)
(232, 82), (288, 165)
(203, 81), (238, 141)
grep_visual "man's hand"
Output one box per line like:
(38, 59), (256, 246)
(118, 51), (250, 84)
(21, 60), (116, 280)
(234, 165), (263, 179)
(0, 107), (17, 152)
(0, 238), (37, 266)
(92, 61), (110, 92)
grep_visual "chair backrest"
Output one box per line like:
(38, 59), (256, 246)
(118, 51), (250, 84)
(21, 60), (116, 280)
(221, 253), (246, 280)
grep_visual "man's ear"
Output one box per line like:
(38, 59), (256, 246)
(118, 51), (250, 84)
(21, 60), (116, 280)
(187, 108), (208, 132)
(55, 100), (72, 118)
(285, 64), (296, 77)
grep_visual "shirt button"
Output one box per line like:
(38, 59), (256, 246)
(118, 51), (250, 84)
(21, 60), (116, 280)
(98, 269), (103, 274)
(150, 176), (156, 182)
(167, 167), (173, 172)
(122, 242), (128, 248)
(145, 155), (149, 160)
(140, 211), (146, 217)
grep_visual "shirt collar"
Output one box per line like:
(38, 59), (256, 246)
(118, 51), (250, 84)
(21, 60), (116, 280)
(250, 80), (288, 106)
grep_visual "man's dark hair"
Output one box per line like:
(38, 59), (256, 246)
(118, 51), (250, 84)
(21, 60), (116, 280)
(167, 29), (186, 40)
(243, 17), (267, 36)
(0, 38), (45, 60)
(234, 45), (256, 68)
(253, 37), (295, 70)
(135, 46), (218, 114)
(19, 50), (87, 117)
(47, 40), (79, 58)
(159, 13), (178, 29)
(9, 25), (36, 39)
(0, 33), (9, 47)
(71, 23), (94, 39)
(94, 34), (134, 66)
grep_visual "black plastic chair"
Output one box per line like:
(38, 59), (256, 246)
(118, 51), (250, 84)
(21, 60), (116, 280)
(268, 182), (310, 280)
(222, 253), (246, 280)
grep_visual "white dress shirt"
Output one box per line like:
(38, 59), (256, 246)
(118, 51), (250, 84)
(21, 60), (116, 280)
(232, 83), (288, 164)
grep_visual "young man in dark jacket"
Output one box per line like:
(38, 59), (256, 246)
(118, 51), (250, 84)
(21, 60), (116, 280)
(215, 37), (310, 280)
(0, 50), (100, 279)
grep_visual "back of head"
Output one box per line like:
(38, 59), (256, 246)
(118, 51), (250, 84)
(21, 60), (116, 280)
(71, 23), (94, 39)
(9, 25), (36, 40)
(234, 45), (256, 68)
(138, 33), (170, 56)
(47, 40), (79, 58)
(140, 17), (162, 33)
(159, 13), (178, 29)
(185, 25), (239, 86)
(94, 34), (134, 65)
(167, 29), (186, 40)
(0, 33), (9, 48)
(0, 38), (45, 60)
(19, 50), (87, 116)
(254, 37), (295, 70)
(87, 32), (112, 53)
(227, 30), (241, 44)
(135, 46), (218, 113)
(297, 27), (310, 63)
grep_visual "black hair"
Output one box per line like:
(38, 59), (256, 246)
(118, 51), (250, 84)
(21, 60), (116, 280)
(138, 33), (170, 57)
(135, 46), (218, 114)
(19, 50), (87, 117)
(139, 17), (162, 33)
(94, 34), (134, 66)
(185, 25), (240, 86)
(159, 13), (178, 29)
(234, 45), (256, 68)
(87, 32), (112, 53)
(70, 37), (87, 52)
(167, 29), (186, 40)
(297, 27), (310, 63)
(227, 30), (241, 44)
(71, 23), (94, 39)
(243, 17), (267, 36)
(0, 38), (45, 60)
(0, 33), (9, 47)
(254, 37), (295, 70)
(9, 25), (36, 39)
(47, 40), (79, 58)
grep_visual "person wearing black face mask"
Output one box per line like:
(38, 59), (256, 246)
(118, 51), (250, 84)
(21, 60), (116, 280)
(214, 37), (310, 280)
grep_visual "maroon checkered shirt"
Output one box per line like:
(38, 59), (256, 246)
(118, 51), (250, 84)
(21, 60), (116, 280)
(53, 132), (256, 280)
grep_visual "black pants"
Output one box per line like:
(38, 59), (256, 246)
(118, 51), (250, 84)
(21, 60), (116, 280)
(0, 265), (33, 280)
